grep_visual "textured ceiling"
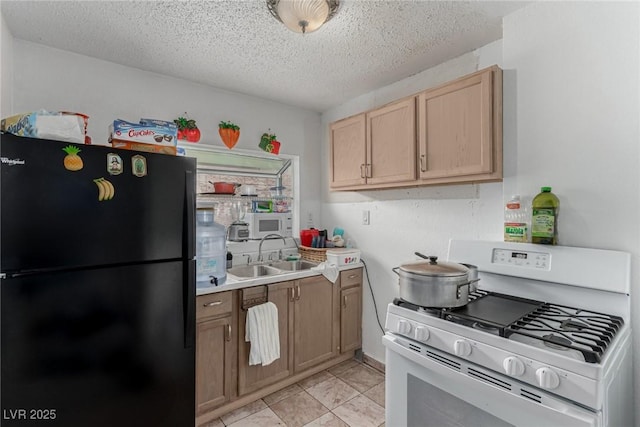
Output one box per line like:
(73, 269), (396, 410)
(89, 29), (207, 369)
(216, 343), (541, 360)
(1, 1), (528, 112)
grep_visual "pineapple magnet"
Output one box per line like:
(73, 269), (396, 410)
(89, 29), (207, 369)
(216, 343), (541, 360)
(62, 145), (84, 171)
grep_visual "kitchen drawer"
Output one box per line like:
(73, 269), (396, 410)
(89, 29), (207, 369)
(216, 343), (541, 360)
(197, 291), (233, 321)
(340, 268), (363, 288)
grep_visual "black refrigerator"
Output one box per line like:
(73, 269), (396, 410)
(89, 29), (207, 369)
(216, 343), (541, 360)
(0, 133), (196, 426)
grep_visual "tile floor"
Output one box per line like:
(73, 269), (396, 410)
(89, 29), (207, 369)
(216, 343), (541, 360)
(203, 359), (385, 427)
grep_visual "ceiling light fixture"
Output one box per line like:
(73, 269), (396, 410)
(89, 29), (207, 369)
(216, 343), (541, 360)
(266, 0), (340, 34)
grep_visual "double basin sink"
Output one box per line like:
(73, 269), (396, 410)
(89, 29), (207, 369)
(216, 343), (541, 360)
(228, 260), (318, 279)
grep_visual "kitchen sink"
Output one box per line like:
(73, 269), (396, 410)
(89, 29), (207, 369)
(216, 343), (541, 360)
(268, 260), (317, 271)
(227, 264), (281, 278)
(227, 260), (318, 279)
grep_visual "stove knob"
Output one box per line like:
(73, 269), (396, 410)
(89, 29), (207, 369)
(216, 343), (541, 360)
(503, 356), (525, 377)
(414, 326), (430, 342)
(454, 339), (472, 357)
(536, 367), (560, 390)
(397, 320), (412, 335)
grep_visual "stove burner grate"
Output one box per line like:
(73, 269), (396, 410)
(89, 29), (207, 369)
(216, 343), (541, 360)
(392, 292), (624, 363)
(507, 304), (624, 363)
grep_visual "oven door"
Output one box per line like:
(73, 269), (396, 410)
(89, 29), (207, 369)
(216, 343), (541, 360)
(383, 334), (601, 427)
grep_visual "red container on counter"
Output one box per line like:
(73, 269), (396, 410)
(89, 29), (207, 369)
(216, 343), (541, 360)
(300, 229), (319, 247)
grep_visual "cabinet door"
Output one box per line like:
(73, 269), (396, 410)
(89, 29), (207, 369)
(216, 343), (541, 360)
(340, 285), (362, 354)
(330, 114), (366, 188)
(237, 281), (294, 396)
(294, 276), (340, 372)
(196, 316), (234, 414)
(366, 97), (416, 185)
(418, 67), (501, 182)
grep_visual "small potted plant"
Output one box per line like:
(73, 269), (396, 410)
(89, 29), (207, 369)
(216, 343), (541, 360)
(218, 120), (240, 149)
(259, 131), (281, 154)
(174, 114), (200, 143)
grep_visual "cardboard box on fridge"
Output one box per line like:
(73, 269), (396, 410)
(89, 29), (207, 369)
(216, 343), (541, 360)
(111, 139), (177, 155)
(108, 119), (177, 146)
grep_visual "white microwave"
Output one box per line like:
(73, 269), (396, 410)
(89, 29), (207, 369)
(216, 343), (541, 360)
(244, 212), (293, 240)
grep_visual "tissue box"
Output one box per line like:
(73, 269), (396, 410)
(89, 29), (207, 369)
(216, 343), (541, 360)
(326, 249), (361, 266)
(2, 111), (88, 144)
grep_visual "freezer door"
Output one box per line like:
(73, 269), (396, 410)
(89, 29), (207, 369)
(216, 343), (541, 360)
(1, 261), (195, 427)
(0, 134), (196, 273)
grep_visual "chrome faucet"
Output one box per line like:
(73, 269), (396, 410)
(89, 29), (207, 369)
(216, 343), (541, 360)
(258, 233), (287, 262)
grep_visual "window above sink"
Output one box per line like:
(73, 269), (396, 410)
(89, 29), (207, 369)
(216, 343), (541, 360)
(179, 143), (291, 177)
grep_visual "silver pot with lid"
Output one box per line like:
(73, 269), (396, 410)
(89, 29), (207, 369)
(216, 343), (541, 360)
(392, 253), (479, 308)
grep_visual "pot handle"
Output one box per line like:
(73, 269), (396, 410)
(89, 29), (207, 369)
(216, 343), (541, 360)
(455, 282), (469, 299)
(415, 252), (438, 264)
(456, 279), (481, 299)
(392, 267), (400, 276)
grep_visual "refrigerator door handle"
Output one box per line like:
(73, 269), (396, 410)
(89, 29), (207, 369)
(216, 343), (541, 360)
(185, 170), (195, 260)
(184, 260), (196, 349)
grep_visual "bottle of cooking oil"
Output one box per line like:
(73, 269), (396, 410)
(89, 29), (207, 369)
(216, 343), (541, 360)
(531, 187), (560, 245)
(504, 195), (528, 242)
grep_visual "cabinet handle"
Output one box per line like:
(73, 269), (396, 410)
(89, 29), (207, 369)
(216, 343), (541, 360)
(289, 287), (295, 302)
(203, 301), (222, 307)
(343, 295), (348, 307)
(366, 163), (372, 178)
(360, 164), (365, 179)
(296, 284), (301, 301)
(226, 324), (232, 341)
(420, 154), (427, 172)
(348, 274), (357, 279)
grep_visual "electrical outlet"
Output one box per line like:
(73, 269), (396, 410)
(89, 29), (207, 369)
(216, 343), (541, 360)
(362, 210), (370, 225)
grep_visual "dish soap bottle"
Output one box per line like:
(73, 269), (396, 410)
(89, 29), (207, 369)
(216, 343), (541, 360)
(531, 187), (560, 245)
(504, 195), (528, 242)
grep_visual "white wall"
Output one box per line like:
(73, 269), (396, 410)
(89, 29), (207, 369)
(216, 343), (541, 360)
(7, 39), (323, 225)
(320, 42), (506, 364)
(502, 3), (640, 425)
(0, 12), (13, 117)
(321, 4), (639, 424)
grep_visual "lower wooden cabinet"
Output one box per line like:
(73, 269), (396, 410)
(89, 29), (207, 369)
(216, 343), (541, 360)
(237, 281), (294, 395)
(237, 276), (340, 394)
(339, 268), (363, 353)
(196, 291), (237, 415)
(196, 269), (363, 423)
(294, 275), (340, 372)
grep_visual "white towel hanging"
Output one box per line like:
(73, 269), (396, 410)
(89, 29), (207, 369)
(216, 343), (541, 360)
(245, 302), (280, 366)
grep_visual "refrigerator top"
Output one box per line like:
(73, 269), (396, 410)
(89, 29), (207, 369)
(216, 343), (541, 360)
(1, 133), (196, 275)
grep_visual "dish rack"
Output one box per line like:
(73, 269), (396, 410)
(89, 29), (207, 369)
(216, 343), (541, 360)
(298, 245), (327, 262)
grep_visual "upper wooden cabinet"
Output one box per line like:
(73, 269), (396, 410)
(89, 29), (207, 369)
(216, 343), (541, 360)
(329, 65), (502, 191)
(329, 114), (366, 188)
(330, 97), (416, 190)
(417, 66), (502, 184)
(366, 98), (417, 186)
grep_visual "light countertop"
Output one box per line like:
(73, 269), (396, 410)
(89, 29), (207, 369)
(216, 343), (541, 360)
(196, 262), (363, 296)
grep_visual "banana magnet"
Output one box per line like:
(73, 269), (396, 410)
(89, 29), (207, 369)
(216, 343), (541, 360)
(94, 177), (115, 201)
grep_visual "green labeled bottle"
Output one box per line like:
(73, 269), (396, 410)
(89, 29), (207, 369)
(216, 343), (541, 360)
(531, 187), (559, 245)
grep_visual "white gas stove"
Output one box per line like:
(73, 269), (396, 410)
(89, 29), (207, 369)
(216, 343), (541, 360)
(383, 240), (633, 427)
